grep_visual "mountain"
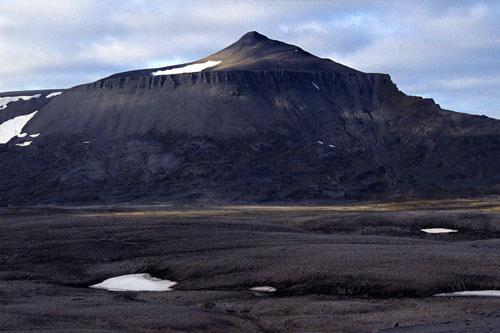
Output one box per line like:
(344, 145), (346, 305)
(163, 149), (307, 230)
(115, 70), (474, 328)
(0, 31), (499, 205)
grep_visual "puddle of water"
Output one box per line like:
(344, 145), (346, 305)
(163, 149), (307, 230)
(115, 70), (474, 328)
(421, 228), (458, 234)
(90, 273), (177, 291)
(435, 290), (500, 297)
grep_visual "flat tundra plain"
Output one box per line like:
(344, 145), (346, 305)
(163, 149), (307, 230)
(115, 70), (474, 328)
(1, 199), (500, 332)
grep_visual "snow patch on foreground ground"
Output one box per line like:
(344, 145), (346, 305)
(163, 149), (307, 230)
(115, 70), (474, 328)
(249, 286), (277, 293)
(152, 60), (221, 76)
(0, 94), (41, 110)
(90, 273), (177, 291)
(46, 92), (62, 98)
(421, 228), (458, 234)
(0, 111), (38, 144)
(435, 290), (500, 297)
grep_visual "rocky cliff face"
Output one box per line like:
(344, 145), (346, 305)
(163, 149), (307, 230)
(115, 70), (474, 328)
(0, 32), (498, 205)
(27, 71), (391, 139)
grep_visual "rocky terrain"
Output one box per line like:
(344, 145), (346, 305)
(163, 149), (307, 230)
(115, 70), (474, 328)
(0, 31), (498, 205)
(2, 200), (500, 332)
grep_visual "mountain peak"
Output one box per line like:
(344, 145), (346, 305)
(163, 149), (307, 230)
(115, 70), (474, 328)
(107, 31), (361, 79)
(199, 31), (360, 73)
(238, 31), (269, 42)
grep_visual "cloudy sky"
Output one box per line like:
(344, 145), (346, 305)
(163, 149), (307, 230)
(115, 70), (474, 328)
(0, 0), (499, 118)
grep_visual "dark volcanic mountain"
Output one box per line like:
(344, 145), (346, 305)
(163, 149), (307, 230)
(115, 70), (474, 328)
(0, 31), (499, 204)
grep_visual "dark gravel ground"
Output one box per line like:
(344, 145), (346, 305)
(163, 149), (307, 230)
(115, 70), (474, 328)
(1, 200), (500, 332)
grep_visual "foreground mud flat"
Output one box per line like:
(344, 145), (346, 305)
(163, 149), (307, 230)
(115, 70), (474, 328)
(1, 199), (500, 332)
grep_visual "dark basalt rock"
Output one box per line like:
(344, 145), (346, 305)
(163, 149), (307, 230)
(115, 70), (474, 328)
(0, 32), (499, 205)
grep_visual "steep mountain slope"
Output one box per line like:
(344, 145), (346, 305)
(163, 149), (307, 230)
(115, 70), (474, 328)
(0, 32), (498, 205)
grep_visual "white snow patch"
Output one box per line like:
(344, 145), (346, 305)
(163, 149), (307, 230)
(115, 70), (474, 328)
(249, 286), (277, 293)
(90, 273), (177, 292)
(421, 228), (458, 234)
(152, 60), (221, 76)
(46, 91), (62, 98)
(435, 290), (500, 297)
(0, 111), (38, 144)
(17, 132), (27, 138)
(328, 144), (335, 148)
(82, 141), (90, 144)
(312, 82), (320, 91)
(317, 141), (324, 145)
(15, 141), (32, 147)
(30, 133), (40, 138)
(0, 94), (41, 110)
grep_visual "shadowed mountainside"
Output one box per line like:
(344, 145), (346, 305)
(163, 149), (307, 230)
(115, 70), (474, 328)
(0, 32), (499, 204)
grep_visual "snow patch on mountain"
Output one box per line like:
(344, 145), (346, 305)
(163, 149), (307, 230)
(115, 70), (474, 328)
(0, 94), (41, 110)
(15, 141), (32, 147)
(0, 111), (38, 144)
(46, 92), (62, 98)
(152, 60), (221, 76)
